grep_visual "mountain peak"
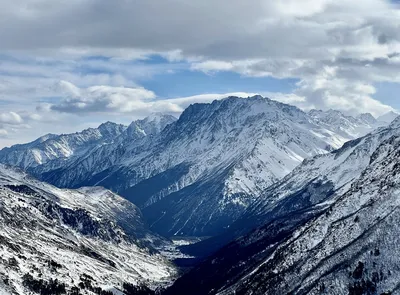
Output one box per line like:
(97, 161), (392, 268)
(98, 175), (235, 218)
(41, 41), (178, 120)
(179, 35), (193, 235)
(98, 121), (119, 128)
(97, 121), (127, 136)
(26, 133), (59, 146)
(309, 108), (340, 117)
(249, 94), (264, 99)
(219, 94), (269, 103)
(145, 112), (176, 122)
(389, 114), (400, 128)
(142, 113), (178, 128)
(125, 113), (177, 138)
(357, 113), (377, 125)
(378, 110), (400, 123)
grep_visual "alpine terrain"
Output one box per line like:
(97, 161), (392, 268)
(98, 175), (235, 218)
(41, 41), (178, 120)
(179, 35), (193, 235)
(0, 96), (387, 238)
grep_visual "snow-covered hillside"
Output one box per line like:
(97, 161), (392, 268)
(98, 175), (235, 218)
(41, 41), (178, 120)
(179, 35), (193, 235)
(0, 165), (176, 295)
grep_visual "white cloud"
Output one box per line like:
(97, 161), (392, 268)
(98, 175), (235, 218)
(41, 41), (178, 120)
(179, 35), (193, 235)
(51, 81), (156, 114)
(50, 81), (257, 115)
(0, 129), (8, 137)
(265, 93), (307, 105)
(0, 112), (23, 125)
(0, 0), (399, 117)
(191, 61), (234, 73)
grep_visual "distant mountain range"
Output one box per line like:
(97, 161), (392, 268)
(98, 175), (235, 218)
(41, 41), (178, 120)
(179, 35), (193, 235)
(0, 96), (392, 238)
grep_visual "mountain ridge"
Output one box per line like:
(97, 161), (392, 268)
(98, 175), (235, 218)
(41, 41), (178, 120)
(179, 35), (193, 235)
(0, 96), (390, 238)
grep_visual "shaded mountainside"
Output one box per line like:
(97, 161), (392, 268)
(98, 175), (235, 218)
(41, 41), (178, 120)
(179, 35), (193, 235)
(0, 96), (386, 238)
(0, 165), (176, 295)
(164, 120), (400, 295)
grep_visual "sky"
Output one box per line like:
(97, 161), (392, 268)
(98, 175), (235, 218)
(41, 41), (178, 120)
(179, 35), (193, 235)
(1, 0), (400, 147)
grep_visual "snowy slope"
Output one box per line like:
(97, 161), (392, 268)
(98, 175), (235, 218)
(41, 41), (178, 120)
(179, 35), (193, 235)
(0, 96), (387, 238)
(165, 117), (400, 295)
(0, 164), (176, 295)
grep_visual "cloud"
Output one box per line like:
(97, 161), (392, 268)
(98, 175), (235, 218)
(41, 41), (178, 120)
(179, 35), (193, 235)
(191, 61), (235, 73)
(0, 0), (399, 116)
(0, 112), (23, 125)
(0, 129), (8, 137)
(264, 92), (307, 105)
(293, 69), (394, 115)
(51, 81), (156, 113)
(49, 81), (258, 115)
(0, 111), (33, 142)
(0, 0), (350, 54)
(0, 0), (400, 146)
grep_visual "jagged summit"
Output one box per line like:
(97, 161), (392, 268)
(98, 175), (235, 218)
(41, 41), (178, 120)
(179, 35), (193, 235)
(136, 113), (177, 135)
(98, 120), (126, 132)
(308, 108), (384, 139)
(123, 113), (177, 140)
(357, 112), (377, 124)
(36, 133), (59, 143)
(145, 112), (177, 122)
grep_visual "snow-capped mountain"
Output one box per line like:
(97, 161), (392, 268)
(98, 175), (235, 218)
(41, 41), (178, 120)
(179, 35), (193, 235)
(308, 109), (385, 139)
(0, 121), (127, 170)
(164, 115), (400, 295)
(377, 110), (400, 124)
(0, 96), (387, 238)
(0, 164), (176, 295)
